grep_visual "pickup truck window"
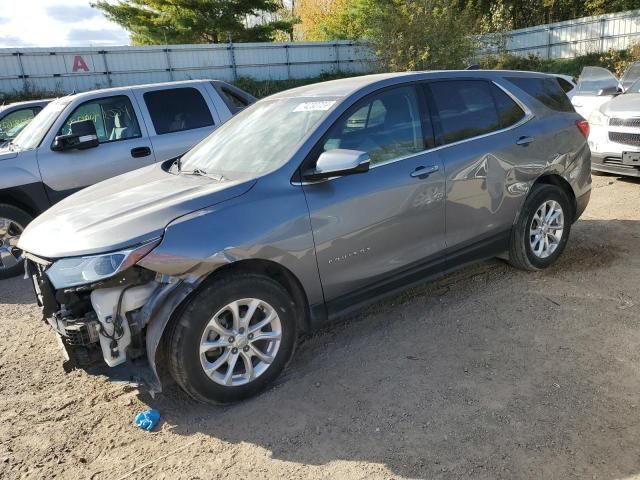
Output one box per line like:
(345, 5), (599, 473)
(143, 87), (214, 135)
(59, 95), (141, 143)
(0, 108), (39, 141)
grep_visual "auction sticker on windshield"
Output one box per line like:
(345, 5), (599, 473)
(293, 101), (336, 112)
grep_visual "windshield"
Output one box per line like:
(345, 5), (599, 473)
(11, 98), (69, 150)
(576, 66), (619, 95)
(179, 96), (338, 176)
(626, 78), (640, 94)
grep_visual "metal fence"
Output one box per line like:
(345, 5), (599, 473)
(486, 9), (640, 59)
(0, 41), (374, 95)
(2, 9), (640, 96)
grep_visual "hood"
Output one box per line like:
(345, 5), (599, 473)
(600, 93), (640, 116)
(19, 163), (256, 259)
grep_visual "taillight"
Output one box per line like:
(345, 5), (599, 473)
(576, 119), (590, 138)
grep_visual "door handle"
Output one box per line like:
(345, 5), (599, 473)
(516, 136), (535, 146)
(410, 165), (439, 178)
(131, 146), (151, 158)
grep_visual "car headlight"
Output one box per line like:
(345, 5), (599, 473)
(46, 239), (160, 289)
(589, 109), (609, 126)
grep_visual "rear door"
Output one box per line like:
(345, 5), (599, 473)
(424, 79), (537, 251)
(134, 84), (222, 161)
(37, 92), (155, 203)
(301, 84), (446, 305)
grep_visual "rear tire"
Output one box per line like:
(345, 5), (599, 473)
(167, 272), (297, 404)
(0, 204), (32, 280)
(508, 184), (572, 271)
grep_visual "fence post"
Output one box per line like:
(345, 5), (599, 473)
(335, 42), (341, 73)
(546, 26), (552, 59)
(228, 40), (238, 81)
(284, 44), (291, 80)
(101, 50), (113, 87)
(599, 17), (607, 54)
(164, 48), (174, 81)
(15, 51), (28, 91)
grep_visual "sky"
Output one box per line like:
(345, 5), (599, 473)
(0, 0), (130, 48)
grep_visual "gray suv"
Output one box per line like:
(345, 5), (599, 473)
(18, 71), (591, 404)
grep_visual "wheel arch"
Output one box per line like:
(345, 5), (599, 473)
(197, 258), (312, 334)
(532, 173), (577, 221)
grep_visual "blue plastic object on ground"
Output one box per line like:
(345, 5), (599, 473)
(134, 409), (160, 431)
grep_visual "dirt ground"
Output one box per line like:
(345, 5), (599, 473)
(1, 174), (640, 480)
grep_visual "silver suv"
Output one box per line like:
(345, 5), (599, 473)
(18, 71), (592, 404)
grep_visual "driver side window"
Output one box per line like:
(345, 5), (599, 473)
(322, 86), (426, 165)
(59, 96), (141, 143)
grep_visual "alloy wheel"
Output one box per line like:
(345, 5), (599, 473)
(0, 217), (24, 272)
(529, 200), (564, 259)
(199, 298), (282, 387)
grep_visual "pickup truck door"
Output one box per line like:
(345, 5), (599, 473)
(37, 91), (156, 204)
(132, 84), (226, 161)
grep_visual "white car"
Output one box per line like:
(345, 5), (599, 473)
(571, 62), (640, 120)
(589, 78), (640, 177)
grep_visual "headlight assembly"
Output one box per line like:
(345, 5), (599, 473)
(46, 239), (160, 289)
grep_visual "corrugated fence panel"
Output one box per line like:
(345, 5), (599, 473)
(496, 9), (640, 59)
(0, 40), (374, 95)
(2, 10), (640, 96)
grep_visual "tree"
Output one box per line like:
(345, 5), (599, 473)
(359, 0), (476, 71)
(295, 0), (366, 41)
(92, 0), (295, 44)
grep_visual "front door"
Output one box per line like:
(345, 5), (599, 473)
(302, 85), (446, 306)
(37, 93), (155, 203)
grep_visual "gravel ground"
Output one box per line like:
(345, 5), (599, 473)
(1, 174), (640, 480)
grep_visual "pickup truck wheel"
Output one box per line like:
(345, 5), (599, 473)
(0, 204), (32, 279)
(168, 273), (296, 404)
(508, 184), (572, 271)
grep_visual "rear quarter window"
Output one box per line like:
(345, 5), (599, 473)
(506, 77), (575, 112)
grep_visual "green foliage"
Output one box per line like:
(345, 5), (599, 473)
(92, 0), (296, 44)
(356, 0), (476, 71)
(479, 44), (640, 77)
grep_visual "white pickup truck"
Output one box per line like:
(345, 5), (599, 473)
(0, 79), (255, 278)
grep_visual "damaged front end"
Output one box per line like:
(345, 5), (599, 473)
(24, 242), (196, 394)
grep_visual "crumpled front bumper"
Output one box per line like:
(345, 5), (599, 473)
(25, 258), (198, 394)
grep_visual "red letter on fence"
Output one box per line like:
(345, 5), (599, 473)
(72, 55), (89, 72)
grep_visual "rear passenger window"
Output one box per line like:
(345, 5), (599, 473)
(428, 80), (501, 144)
(221, 88), (249, 114)
(492, 86), (526, 128)
(144, 88), (214, 135)
(59, 95), (141, 143)
(507, 77), (574, 112)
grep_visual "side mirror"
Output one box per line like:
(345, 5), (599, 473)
(52, 119), (99, 151)
(303, 149), (370, 181)
(597, 86), (620, 96)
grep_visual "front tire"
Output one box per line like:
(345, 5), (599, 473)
(167, 273), (297, 404)
(0, 204), (32, 280)
(508, 184), (572, 271)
